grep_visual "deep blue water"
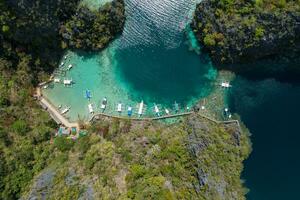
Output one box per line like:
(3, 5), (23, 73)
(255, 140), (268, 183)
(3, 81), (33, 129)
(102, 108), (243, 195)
(230, 77), (300, 200)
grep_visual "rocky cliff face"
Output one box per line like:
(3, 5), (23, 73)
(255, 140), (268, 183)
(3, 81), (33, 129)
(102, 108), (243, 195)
(191, 0), (300, 73)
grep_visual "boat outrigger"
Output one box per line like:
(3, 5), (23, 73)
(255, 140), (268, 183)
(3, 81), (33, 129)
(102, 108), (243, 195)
(100, 97), (107, 111)
(138, 101), (144, 117)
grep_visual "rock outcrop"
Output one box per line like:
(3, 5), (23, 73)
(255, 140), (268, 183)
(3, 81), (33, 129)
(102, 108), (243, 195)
(191, 0), (300, 73)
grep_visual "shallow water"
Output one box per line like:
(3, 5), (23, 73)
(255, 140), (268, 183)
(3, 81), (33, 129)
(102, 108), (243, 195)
(43, 0), (217, 121)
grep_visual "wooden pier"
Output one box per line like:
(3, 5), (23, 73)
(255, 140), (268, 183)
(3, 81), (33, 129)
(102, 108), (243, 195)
(89, 112), (194, 122)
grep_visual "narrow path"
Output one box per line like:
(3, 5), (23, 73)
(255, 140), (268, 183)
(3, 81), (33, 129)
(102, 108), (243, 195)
(89, 112), (194, 122)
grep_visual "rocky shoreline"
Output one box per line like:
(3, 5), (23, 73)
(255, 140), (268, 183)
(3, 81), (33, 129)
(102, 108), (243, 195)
(191, 0), (300, 74)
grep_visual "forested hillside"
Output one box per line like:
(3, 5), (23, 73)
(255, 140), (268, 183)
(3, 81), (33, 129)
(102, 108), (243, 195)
(0, 0), (125, 198)
(192, 0), (300, 69)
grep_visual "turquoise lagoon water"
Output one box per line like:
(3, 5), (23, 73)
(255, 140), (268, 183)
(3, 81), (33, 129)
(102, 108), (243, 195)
(43, 0), (217, 122)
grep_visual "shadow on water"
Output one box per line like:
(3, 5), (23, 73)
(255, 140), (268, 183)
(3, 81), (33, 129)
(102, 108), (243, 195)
(228, 56), (300, 199)
(115, 36), (214, 105)
(224, 54), (300, 84)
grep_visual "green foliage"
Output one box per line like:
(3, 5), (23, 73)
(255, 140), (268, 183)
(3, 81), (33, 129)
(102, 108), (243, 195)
(204, 34), (216, 46)
(11, 120), (29, 136)
(60, 0), (125, 50)
(54, 137), (74, 152)
(2, 25), (9, 33)
(255, 27), (265, 39)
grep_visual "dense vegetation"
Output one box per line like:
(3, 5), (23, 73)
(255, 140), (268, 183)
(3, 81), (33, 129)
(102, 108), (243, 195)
(60, 0), (125, 50)
(0, 0), (125, 198)
(0, 0), (251, 199)
(23, 116), (250, 199)
(192, 0), (300, 67)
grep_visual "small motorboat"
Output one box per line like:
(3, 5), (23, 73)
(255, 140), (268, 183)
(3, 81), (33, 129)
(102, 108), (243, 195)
(61, 106), (70, 115)
(154, 104), (160, 117)
(138, 101), (144, 117)
(220, 82), (232, 88)
(101, 97), (107, 111)
(85, 90), (91, 100)
(54, 78), (60, 83)
(67, 64), (73, 70)
(117, 103), (122, 113)
(165, 109), (170, 115)
(88, 103), (94, 114)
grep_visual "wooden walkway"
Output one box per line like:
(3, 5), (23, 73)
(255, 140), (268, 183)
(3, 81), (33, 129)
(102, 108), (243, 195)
(89, 112), (194, 122)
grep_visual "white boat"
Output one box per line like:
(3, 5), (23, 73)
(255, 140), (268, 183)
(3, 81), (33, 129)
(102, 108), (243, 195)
(54, 78), (60, 83)
(117, 103), (122, 113)
(88, 103), (94, 114)
(63, 79), (72, 86)
(138, 101), (144, 116)
(43, 85), (48, 89)
(165, 109), (170, 115)
(101, 97), (107, 110)
(67, 64), (73, 70)
(60, 62), (64, 67)
(201, 106), (205, 110)
(61, 106), (70, 115)
(154, 104), (160, 116)
(221, 82), (232, 88)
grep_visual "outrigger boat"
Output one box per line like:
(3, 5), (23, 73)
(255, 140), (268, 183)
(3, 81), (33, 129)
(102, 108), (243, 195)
(127, 106), (133, 116)
(165, 108), (170, 115)
(138, 101), (144, 117)
(67, 64), (73, 70)
(61, 106), (70, 115)
(54, 78), (60, 83)
(85, 90), (92, 100)
(100, 97), (107, 111)
(88, 103), (94, 114)
(220, 82), (232, 88)
(63, 79), (73, 86)
(154, 104), (160, 117)
(117, 102), (122, 113)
